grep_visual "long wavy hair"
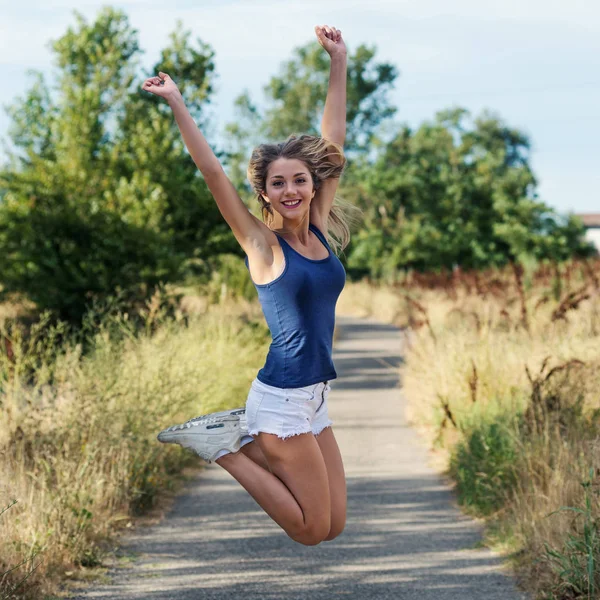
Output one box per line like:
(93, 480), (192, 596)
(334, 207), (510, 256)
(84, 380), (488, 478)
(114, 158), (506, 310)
(246, 135), (360, 254)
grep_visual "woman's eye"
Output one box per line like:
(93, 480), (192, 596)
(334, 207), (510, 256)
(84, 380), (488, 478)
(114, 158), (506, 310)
(271, 179), (306, 187)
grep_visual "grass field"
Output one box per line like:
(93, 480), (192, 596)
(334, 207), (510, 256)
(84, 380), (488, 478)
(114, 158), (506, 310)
(0, 293), (269, 599)
(2, 258), (599, 599)
(339, 259), (600, 600)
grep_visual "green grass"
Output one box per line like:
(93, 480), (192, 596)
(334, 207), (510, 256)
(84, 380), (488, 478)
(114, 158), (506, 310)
(0, 298), (269, 598)
(449, 413), (520, 516)
(341, 260), (600, 599)
(541, 469), (600, 600)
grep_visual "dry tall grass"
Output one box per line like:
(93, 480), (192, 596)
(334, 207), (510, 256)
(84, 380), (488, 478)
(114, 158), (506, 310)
(339, 260), (600, 599)
(0, 296), (269, 599)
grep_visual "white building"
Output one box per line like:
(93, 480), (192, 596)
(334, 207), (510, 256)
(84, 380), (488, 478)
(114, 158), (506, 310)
(577, 214), (600, 252)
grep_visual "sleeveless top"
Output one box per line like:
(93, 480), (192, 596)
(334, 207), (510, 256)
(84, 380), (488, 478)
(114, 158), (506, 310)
(244, 223), (346, 388)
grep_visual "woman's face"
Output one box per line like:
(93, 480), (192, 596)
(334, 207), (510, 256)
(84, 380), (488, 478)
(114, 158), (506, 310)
(262, 158), (315, 220)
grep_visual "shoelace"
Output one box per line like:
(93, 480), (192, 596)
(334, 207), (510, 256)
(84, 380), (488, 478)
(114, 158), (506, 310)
(167, 412), (246, 432)
(167, 415), (229, 432)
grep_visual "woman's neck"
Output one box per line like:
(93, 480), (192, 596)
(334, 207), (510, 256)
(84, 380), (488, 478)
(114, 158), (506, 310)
(269, 211), (310, 237)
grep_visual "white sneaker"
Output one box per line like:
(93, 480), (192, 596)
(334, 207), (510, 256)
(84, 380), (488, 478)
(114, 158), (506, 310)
(157, 415), (242, 462)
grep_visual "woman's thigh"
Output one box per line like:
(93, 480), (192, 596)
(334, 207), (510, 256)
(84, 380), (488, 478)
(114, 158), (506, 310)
(315, 426), (347, 539)
(256, 432), (331, 542)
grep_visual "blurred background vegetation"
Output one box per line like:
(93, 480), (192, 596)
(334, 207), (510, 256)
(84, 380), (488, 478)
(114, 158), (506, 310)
(0, 7), (594, 323)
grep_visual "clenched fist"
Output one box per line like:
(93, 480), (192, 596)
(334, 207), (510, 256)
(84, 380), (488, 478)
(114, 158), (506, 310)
(315, 25), (346, 58)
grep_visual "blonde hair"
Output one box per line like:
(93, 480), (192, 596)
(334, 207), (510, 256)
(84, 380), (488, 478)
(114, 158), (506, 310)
(246, 135), (360, 254)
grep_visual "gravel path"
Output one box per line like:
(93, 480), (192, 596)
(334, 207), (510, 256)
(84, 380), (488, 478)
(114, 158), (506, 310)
(73, 316), (528, 599)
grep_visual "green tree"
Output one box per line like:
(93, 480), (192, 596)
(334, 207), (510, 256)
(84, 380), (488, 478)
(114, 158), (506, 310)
(262, 43), (398, 153)
(347, 108), (593, 277)
(223, 41), (398, 197)
(0, 8), (235, 322)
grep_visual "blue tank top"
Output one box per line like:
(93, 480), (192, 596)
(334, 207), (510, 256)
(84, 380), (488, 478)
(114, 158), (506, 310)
(244, 223), (346, 388)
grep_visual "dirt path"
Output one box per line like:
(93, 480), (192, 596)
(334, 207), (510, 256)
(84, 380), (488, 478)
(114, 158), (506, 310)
(73, 316), (528, 599)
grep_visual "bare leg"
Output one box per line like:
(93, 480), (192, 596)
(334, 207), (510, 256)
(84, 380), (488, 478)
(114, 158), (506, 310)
(217, 432), (331, 545)
(315, 426), (347, 540)
(239, 439), (270, 471)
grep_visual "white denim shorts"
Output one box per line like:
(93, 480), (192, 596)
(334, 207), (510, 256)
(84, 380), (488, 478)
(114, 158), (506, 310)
(245, 378), (333, 439)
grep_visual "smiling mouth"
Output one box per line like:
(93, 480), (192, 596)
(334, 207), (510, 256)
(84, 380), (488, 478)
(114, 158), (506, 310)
(282, 199), (302, 207)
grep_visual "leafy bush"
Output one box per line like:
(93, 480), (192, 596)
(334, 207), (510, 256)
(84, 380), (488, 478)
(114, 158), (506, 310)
(0, 204), (183, 323)
(0, 8), (237, 323)
(449, 414), (520, 516)
(344, 109), (595, 276)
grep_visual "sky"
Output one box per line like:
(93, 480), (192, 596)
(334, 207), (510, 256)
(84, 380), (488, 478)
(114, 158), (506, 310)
(1, 0), (598, 215)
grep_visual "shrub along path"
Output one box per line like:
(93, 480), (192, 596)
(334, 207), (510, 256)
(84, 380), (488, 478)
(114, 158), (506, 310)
(73, 316), (528, 599)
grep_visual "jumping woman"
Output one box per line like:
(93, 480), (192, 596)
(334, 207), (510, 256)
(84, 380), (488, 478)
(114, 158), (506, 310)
(143, 25), (352, 546)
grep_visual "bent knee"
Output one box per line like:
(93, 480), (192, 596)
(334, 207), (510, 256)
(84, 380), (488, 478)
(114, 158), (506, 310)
(288, 520), (330, 546)
(296, 535), (324, 546)
(324, 520), (345, 541)
(323, 525), (344, 542)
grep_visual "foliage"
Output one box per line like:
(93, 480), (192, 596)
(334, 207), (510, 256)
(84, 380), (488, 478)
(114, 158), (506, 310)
(0, 8), (591, 320)
(224, 54), (591, 275)
(0, 8), (237, 323)
(0, 299), (268, 599)
(338, 259), (600, 600)
(198, 254), (258, 304)
(542, 469), (600, 600)
(449, 414), (519, 516)
(347, 109), (594, 277)
(262, 43), (398, 154)
(0, 201), (180, 323)
(224, 41), (398, 193)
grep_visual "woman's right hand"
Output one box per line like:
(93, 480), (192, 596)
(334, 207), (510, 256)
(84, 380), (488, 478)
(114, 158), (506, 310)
(315, 25), (346, 58)
(141, 71), (181, 102)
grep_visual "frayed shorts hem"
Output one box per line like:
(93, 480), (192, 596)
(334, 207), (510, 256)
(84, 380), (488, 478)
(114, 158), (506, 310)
(248, 420), (333, 440)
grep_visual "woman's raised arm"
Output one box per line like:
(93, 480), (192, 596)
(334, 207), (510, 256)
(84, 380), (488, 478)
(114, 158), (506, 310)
(142, 72), (267, 251)
(311, 27), (347, 223)
(317, 26), (347, 146)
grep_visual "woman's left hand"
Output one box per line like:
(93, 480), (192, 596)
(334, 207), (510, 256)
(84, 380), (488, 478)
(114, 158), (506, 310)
(315, 25), (346, 58)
